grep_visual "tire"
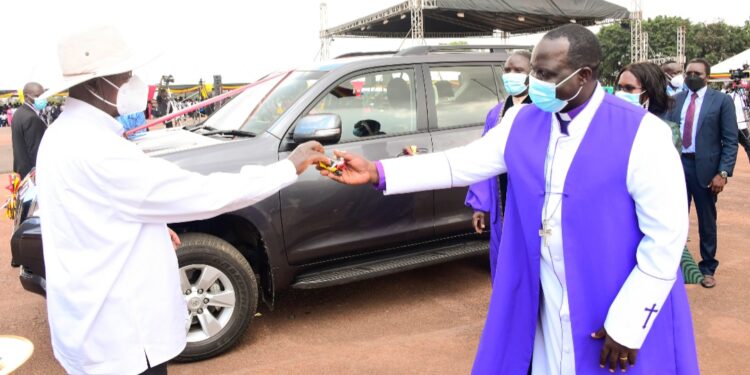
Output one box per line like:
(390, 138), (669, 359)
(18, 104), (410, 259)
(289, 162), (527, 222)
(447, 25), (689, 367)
(174, 233), (258, 362)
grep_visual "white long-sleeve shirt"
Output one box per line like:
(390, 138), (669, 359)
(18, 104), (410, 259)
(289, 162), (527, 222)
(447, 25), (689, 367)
(731, 92), (747, 130)
(380, 86), (688, 374)
(36, 98), (298, 375)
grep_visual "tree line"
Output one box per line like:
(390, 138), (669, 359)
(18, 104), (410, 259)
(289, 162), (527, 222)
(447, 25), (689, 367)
(597, 16), (750, 84)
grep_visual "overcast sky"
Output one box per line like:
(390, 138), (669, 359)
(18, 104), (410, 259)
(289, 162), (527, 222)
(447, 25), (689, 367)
(1, 0), (747, 89)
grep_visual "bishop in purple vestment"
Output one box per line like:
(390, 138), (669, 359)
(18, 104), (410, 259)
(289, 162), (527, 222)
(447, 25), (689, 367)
(466, 50), (533, 282)
(321, 25), (698, 375)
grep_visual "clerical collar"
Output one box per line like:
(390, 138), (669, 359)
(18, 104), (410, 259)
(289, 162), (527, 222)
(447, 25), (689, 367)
(555, 93), (594, 135)
(559, 93), (593, 121)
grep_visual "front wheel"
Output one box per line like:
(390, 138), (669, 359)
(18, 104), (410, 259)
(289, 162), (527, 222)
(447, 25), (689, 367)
(174, 233), (258, 362)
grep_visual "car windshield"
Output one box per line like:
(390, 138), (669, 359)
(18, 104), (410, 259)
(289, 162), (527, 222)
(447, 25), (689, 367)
(201, 70), (325, 134)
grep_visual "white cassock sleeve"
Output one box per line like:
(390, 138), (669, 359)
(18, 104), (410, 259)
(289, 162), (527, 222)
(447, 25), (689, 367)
(380, 105), (524, 195)
(603, 113), (689, 349)
(82, 144), (298, 224)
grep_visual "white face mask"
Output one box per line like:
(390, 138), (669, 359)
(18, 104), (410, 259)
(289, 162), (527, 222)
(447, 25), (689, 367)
(669, 74), (685, 89)
(87, 75), (149, 116)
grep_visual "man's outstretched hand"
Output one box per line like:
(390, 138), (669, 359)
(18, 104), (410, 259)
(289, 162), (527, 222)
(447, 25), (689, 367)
(288, 141), (329, 175)
(592, 327), (638, 373)
(318, 150), (379, 185)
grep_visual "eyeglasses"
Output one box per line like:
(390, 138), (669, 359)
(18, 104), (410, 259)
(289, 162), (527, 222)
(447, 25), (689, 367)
(615, 84), (642, 93)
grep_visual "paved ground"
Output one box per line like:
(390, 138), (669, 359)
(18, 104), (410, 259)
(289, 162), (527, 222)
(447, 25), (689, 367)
(1, 127), (749, 374)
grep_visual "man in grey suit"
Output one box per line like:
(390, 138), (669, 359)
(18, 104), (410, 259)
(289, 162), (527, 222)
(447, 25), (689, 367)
(666, 58), (738, 288)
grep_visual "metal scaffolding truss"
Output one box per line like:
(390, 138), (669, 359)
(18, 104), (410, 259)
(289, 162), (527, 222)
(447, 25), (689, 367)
(321, 0), (627, 39)
(630, 0), (645, 62)
(320, 2), (331, 60)
(646, 23), (687, 66)
(320, 1), (416, 39)
(677, 25), (686, 64)
(327, 31), (493, 39)
(319, 0), (629, 61)
(632, 0), (687, 66)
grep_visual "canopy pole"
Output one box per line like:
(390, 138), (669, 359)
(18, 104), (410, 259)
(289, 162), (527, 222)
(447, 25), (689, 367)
(410, 0), (424, 44)
(320, 2), (331, 61)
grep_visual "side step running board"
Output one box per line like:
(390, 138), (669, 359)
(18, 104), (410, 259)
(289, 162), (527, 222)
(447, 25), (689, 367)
(292, 240), (488, 289)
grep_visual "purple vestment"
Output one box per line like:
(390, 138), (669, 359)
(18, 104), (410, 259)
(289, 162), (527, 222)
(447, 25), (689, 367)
(465, 102), (504, 281)
(471, 94), (698, 374)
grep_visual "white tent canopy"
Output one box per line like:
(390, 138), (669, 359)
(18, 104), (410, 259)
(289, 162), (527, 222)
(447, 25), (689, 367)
(712, 48), (750, 74)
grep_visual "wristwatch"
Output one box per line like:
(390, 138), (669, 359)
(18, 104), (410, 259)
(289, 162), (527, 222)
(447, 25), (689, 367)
(719, 171), (728, 179)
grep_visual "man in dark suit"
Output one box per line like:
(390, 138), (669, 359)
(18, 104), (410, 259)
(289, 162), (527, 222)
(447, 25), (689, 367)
(12, 82), (48, 178)
(666, 58), (738, 288)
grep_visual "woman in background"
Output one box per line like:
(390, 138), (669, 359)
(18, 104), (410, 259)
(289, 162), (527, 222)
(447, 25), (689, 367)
(615, 61), (704, 285)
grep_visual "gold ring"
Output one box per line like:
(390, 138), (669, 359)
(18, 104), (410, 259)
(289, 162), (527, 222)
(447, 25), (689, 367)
(619, 356), (628, 361)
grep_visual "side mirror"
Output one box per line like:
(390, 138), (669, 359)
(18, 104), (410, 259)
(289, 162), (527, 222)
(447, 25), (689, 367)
(293, 113), (342, 145)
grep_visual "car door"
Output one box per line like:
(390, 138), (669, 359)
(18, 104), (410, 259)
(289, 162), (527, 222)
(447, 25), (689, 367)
(279, 65), (434, 265)
(424, 63), (504, 237)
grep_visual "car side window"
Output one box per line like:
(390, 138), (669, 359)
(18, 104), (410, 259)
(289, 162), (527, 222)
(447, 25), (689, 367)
(308, 68), (418, 143)
(429, 66), (500, 129)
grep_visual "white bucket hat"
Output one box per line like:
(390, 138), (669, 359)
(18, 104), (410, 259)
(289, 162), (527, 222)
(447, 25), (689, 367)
(40, 25), (156, 99)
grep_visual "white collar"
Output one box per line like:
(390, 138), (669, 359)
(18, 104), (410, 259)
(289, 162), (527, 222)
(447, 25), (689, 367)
(690, 85), (708, 98)
(63, 97), (124, 136)
(552, 83), (604, 138)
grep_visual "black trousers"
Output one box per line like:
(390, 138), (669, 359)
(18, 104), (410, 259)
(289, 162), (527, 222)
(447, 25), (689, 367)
(739, 129), (750, 163)
(681, 156), (719, 275)
(139, 358), (168, 375)
(498, 173), (508, 216)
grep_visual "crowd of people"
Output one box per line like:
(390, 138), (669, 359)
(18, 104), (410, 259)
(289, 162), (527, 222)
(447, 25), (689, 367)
(1, 102), (62, 127)
(6, 21), (747, 375)
(3, 83), (215, 128)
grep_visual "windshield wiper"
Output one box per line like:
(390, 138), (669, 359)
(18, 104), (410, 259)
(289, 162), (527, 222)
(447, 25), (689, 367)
(185, 123), (215, 132)
(201, 129), (256, 137)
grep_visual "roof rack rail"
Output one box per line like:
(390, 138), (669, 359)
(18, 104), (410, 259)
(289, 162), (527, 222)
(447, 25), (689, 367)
(396, 45), (533, 56)
(334, 51), (398, 59)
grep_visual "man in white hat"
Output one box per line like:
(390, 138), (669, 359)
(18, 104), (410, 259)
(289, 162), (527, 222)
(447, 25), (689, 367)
(35, 26), (327, 374)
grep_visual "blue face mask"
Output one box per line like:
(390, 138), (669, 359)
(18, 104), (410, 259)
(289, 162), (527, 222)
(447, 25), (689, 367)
(615, 91), (645, 107)
(116, 112), (145, 131)
(502, 73), (528, 96)
(528, 68), (583, 113)
(33, 98), (48, 111)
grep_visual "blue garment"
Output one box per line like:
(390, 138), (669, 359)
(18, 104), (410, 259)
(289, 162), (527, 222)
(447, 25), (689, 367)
(117, 112), (147, 139)
(666, 88), (738, 186)
(666, 86), (684, 97)
(667, 87), (738, 276)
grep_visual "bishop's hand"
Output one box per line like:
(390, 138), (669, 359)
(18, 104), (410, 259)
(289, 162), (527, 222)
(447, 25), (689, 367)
(318, 150), (379, 185)
(592, 327), (638, 372)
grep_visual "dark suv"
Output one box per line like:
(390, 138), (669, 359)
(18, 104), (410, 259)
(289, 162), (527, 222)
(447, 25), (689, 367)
(9, 45), (514, 361)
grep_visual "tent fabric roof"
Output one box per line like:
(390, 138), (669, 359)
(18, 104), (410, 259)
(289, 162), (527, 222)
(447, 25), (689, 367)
(323, 0), (630, 38)
(712, 48), (750, 74)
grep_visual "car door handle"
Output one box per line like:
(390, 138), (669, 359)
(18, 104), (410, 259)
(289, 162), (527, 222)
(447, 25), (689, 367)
(396, 146), (429, 157)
